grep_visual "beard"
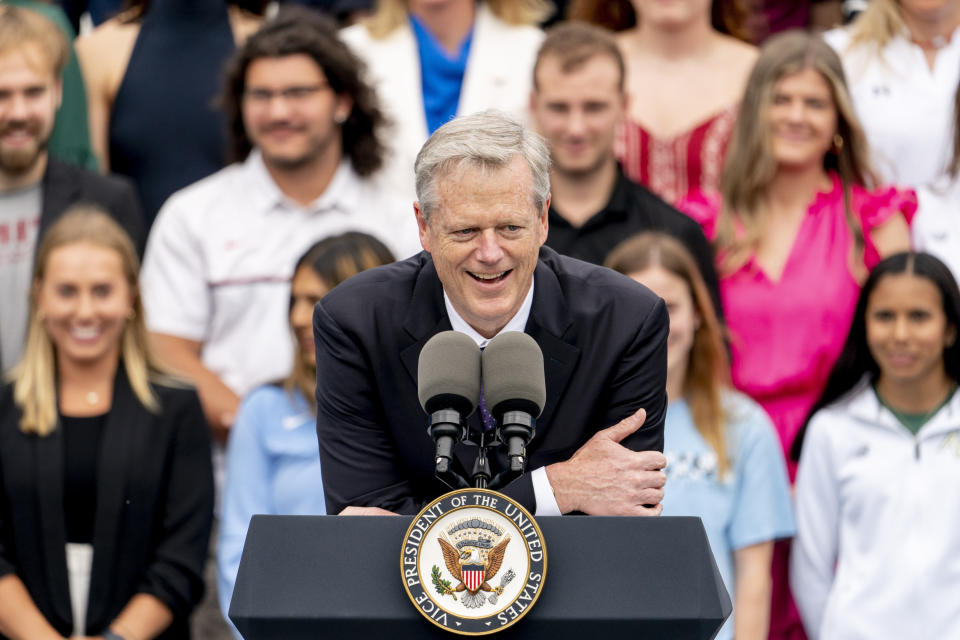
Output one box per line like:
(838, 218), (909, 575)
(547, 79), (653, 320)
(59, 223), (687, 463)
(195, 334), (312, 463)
(0, 120), (50, 175)
(549, 144), (611, 181)
(251, 120), (340, 172)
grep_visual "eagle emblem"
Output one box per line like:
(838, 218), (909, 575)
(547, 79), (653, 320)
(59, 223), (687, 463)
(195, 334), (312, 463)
(434, 518), (513, 608)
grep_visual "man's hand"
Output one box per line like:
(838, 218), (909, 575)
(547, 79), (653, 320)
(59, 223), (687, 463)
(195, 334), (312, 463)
(339, 506), (401, 516)
(195, 380), (240, 443)
(545, 408), (666, 515)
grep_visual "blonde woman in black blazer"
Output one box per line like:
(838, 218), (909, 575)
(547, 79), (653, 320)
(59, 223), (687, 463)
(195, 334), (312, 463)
(0, 207), (213, 640)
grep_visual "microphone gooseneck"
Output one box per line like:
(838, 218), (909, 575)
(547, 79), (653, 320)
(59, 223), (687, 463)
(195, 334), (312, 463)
(481, 332), (546, 477)
(417, 331), (481, 486)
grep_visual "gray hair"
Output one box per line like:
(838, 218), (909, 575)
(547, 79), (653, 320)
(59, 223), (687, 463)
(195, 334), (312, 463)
(414, 110), (552, 222)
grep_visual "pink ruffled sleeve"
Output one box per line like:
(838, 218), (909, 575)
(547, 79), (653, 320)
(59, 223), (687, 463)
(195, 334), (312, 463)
(676, 189), (722, 241)
(853, 185), (918, 269)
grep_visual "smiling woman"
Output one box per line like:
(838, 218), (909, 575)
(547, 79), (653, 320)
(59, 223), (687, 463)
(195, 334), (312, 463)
(676, 29), (914, 640)
(791, 252), (960, 639)
(0, 206), (214, 639)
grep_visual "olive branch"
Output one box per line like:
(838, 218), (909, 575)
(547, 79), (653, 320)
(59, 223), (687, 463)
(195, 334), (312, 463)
(431, 565), (457, 600)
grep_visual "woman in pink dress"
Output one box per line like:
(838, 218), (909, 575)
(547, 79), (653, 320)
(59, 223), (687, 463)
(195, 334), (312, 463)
(679, 30), (913, 640)
(568, 0), (757, 205)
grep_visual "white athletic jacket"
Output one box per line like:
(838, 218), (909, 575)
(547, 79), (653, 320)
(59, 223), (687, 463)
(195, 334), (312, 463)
(791, 378), (960, 639)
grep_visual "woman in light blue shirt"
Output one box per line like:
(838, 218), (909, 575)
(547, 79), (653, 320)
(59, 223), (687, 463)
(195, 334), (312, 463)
(607, 232), (795, 640)
(217, 232), (394, 624)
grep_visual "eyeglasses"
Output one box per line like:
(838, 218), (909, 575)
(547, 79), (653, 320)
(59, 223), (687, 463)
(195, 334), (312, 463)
(243, 83), (329, 105)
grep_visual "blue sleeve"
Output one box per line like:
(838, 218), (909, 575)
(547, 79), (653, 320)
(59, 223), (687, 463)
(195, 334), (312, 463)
(727, 395), (796, 550)
(217, 388), (276, 624)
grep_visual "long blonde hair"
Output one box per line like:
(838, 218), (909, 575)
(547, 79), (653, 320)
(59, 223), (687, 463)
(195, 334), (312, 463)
(10, 207), (166, 436)
(717, 30), (875, 275)
(606, 232), (732, 478)
(847, 0), (904, 53)
(364, 0), (552, 39)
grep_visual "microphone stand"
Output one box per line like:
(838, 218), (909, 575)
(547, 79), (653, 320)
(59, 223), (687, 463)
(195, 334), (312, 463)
(429, 410), (470, 490)
(431, 420), (532, 491)
(470, 431), (492, 489)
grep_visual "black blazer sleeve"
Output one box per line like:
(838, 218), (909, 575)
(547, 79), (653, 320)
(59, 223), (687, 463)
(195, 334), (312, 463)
(0, 440), (12, 582)
(135, 388), (213, 619)
(39, 159), (146, 258)
(105, 177), (146, 258)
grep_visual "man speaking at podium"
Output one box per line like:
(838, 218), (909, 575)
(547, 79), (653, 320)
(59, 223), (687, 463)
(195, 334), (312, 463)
(314, 110), (668, 517)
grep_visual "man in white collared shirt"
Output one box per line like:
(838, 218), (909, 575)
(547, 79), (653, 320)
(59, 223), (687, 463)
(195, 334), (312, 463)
(141, 10), (420, 446)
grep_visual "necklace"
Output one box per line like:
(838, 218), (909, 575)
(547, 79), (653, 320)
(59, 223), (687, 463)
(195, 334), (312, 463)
(911, 34), (950, 50)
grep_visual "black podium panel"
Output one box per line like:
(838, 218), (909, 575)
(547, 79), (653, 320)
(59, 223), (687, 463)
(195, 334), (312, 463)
(230, 515), (730, 639)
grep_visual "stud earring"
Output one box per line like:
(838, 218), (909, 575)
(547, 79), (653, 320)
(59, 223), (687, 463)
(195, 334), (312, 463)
(833, 133), (844, 152)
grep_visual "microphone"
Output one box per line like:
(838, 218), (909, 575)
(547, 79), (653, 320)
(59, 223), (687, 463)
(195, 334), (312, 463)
(481, 332), (546, 475)
(417, 331), (481, 482)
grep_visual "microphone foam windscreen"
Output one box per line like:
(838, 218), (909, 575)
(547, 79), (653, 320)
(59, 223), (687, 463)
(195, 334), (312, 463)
(481, 332), (546, 418)
(417, 331), (482, 415)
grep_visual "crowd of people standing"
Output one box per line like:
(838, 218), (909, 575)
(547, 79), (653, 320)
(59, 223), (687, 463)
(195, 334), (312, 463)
(1, 1), (959, 639)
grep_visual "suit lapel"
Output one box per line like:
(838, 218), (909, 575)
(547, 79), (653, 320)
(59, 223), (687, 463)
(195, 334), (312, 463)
(87, 366), (141, 628)
(399, 255), (452, 386)
(525, 256), (580, 436)
(34, 418), (73, 627)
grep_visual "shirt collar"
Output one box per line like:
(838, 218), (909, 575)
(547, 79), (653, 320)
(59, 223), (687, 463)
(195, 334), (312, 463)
(548, 163), (631, 229)
(846, 375), (960, 439)
(443, 281), (535, 348)
(242, 149), (361, 215)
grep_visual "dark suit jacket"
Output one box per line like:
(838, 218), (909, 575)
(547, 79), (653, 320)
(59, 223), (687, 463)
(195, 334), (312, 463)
(314, 246), (668, 515)
(0, 369), (213, 638)
(40, 157), (145, 256)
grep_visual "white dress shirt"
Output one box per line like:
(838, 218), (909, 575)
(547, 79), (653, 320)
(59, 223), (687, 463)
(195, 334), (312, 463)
(443, 283), (563, 516)
(824, 25), (960, 190)
(142, 151), (421, 399)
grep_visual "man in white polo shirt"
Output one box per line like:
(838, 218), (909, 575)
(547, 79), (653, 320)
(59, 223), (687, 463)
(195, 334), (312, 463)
(141, 9), (420, 445)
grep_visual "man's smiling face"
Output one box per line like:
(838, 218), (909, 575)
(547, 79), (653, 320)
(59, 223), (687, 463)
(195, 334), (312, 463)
(0, 45), (60, 177)
(415, 155), (548, 338)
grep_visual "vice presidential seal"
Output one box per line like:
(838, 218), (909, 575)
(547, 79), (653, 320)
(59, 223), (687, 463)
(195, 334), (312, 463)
(400, 488), (547, 635)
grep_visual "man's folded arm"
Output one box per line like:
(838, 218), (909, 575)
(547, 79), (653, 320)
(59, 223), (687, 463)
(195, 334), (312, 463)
(605, 295), (669, 453)
(314, 301), (422, 515)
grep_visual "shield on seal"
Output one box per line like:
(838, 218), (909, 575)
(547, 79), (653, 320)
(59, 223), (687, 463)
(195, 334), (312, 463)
(462, 564), (485, 592)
